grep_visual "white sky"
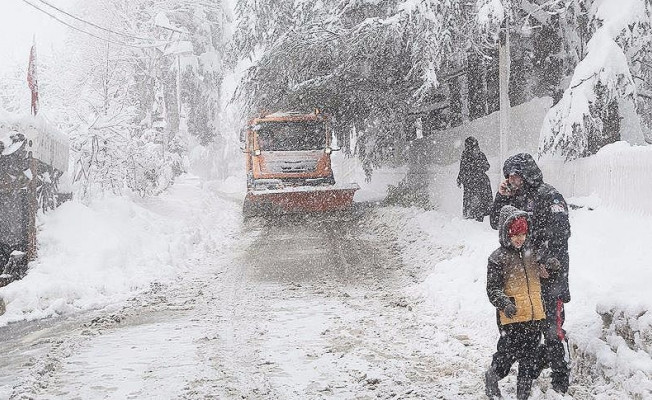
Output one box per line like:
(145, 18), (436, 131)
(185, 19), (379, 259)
(0, 0), (73, 70)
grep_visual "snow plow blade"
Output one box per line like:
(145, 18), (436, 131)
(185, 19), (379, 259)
(243, 183), (359, 217)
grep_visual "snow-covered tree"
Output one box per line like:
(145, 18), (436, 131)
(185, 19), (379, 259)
(43, 0), (227, 199)
(627, 5), (652, 144)
(51, 32), (139, 200)
(230, 0), (480, 167)
(539, 0), (651, 160)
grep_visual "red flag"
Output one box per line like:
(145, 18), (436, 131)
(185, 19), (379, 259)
(27, 41), (39, 115)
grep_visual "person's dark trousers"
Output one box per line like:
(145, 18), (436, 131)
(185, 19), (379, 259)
(540, 295), (570, 393)
(491, 321), (543, 386)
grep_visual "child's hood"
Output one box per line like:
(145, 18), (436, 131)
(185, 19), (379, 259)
(497, 205), (530, 248)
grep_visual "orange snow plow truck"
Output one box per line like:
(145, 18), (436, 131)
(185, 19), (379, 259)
(242, 110), (359, 217)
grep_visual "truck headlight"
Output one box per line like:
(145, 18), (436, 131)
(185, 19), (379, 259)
(253, 149), (261, 156)
(324, 147), (332, 154)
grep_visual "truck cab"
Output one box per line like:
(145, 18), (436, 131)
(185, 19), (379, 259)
(244, 111), (337, 191)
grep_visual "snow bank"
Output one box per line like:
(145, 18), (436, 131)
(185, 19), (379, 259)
(569, 206), (652, 395)
(331, 151), (407, 202)
(0, 174), (241, 325)
(0, 198), (186, 322)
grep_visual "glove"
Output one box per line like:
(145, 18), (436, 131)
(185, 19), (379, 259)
(538, 263), (550, 279)
(546, 257), (562, 271)
(503, 303), (517, 319)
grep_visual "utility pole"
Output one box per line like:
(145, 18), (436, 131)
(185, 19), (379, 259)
(499, 18), (511, 167)
(177, 54), (182, 117)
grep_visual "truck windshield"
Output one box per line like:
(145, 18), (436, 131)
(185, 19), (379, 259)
(255, 121), (326, 151)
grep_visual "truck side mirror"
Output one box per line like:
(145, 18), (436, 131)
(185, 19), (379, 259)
(324, 147), (341, 154)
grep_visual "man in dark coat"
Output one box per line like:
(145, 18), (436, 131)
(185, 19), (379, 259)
(457, 137), (493, 221)
(489, 153), (571, 394)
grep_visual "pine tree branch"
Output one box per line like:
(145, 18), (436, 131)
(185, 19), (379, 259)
(570, 72), (597, 90)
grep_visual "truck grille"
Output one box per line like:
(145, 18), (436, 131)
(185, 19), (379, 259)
(268, 160), (317, 173)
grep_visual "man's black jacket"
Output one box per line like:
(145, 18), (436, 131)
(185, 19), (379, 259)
(490, 153), (571, 302)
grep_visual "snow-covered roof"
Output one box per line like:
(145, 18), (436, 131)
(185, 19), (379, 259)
(0, 111), (69, 173)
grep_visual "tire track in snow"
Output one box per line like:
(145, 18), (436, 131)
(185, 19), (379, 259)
(194, 208), (492, 399)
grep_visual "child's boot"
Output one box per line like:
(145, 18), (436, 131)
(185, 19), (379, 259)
(485, 366), (501, 399)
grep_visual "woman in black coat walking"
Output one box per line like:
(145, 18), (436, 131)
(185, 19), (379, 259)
(457, 136), (493, 221)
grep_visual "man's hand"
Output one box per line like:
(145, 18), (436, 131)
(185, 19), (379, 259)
(498, 179), (512, 196)
(546, 257), (562, 271)
(503, 303), (517, 319)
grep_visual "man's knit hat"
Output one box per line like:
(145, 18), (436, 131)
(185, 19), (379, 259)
(507, 217), (528, 237)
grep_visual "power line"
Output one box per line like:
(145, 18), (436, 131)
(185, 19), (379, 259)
(21, 0), (166, 49)
(33, 0), (156, 42)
